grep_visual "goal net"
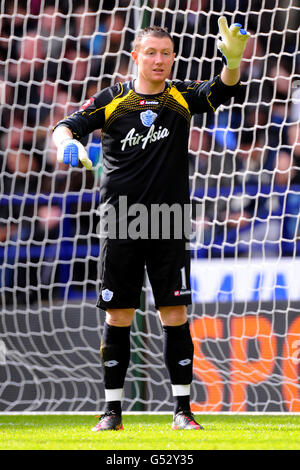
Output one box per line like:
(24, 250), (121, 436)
(1, 0), (300, 413)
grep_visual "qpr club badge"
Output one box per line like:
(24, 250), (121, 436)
(101, 288), (114, 302)
(140, 109), (158, 127)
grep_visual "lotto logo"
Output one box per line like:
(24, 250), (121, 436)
(178, 359), (191, 366)
(174, 290), (191, 296)
(104, 360), (118, 367)
(139, 99), (159, 106)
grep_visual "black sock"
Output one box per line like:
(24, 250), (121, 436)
(162, 321), (194, 385)
(100, 322), (131, 414)
(174, 395), (191, 415)
(105, 400), (122, 415)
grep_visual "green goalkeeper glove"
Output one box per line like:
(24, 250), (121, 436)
(217, 16), (250, 70)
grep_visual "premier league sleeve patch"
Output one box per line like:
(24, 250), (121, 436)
(80, 97), (95, 111)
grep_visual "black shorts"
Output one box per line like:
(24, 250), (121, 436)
(96, 238), (192, 310)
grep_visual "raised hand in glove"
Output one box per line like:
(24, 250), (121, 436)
(217, 16), (250, 70)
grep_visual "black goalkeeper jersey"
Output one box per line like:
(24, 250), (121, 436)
(54, 76), (241, 210)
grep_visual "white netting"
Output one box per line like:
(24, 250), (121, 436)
(0, 0), (300, 413)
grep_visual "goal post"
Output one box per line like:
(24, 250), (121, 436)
(1, 0), (300, 413)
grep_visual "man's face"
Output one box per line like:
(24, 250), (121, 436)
(131, 35), (175, 86)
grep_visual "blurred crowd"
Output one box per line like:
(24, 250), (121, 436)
(0, 0), (299, 303)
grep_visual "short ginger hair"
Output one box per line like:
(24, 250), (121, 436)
(133, 26), (174, 50)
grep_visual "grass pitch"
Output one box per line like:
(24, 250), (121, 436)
(1, 413), (300, 450)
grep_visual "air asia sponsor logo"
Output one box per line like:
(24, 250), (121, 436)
(121, 124), (169, 151)
(80, 97), (95, 111)
(139, 99), (159, 106)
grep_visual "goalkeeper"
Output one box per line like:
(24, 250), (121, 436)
(53, 17), (249, 431)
